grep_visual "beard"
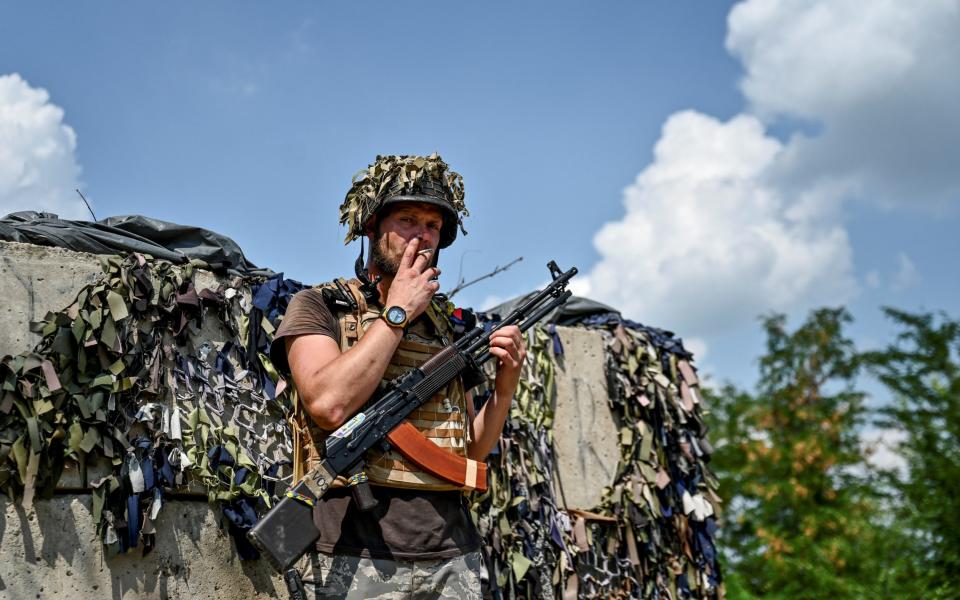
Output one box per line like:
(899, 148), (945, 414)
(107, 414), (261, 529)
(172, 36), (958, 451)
(370, 230), (400, 277)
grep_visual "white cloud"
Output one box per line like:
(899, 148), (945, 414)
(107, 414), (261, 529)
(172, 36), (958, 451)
(728, 0), (960, 207)
(892, 252), (920, 292)
(0, 73), (86, 219)
(728, 0), (924, 119)
(578, 0), (959, 339)
(577, 111), (857, 334)
(478, 293), (507, 312)
(865, 270), (881, 289)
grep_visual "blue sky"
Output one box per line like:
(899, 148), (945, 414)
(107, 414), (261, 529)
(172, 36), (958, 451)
(2, 0), (958, 394)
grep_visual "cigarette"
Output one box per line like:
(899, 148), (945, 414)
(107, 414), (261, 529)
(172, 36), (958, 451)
(418, 248), (433, 256)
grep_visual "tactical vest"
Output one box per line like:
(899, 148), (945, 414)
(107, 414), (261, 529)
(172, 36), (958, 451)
(292, 278), (470, 491)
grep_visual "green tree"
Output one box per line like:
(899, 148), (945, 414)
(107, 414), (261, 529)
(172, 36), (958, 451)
(706, 308), (883, 599)
(864, 309), (960, 598)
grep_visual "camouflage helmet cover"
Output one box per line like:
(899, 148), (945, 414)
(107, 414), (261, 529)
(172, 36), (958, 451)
(339, 153), (469, 249)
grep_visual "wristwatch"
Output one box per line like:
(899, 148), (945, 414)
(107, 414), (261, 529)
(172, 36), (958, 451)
(381, 305), (408, 329)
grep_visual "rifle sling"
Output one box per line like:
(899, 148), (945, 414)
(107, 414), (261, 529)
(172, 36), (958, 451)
(386, 421), (487, 492)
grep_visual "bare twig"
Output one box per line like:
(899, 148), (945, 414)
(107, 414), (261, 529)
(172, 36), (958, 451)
(451, 250), (481, 293)
(446, 256), (523, 299)
(76, 189), (97, 221)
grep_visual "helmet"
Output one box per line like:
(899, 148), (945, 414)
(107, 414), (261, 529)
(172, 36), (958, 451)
(339, 153), (469, 249)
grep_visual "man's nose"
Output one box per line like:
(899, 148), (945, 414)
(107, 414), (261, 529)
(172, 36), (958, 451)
(414, 226), (435, 243)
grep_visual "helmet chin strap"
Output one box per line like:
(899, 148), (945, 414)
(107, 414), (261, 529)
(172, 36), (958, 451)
(354, 236), (381, 305)
(428, 246), (446, 304)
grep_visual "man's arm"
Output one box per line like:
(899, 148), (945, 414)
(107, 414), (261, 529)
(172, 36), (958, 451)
(466, 326), (525, 460)
(287, 238), (439, 430)
(286, 324), (403, 430)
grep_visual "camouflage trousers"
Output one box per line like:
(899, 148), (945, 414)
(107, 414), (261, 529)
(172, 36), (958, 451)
(296, 550), (482, 599)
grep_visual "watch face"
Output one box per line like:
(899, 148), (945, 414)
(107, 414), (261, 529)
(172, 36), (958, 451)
(386, 306), (407, 325)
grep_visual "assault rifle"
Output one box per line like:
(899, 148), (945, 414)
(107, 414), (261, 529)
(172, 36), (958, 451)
(247, 261), (577, 579)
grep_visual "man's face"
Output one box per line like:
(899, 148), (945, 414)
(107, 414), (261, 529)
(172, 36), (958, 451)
(369, 202), (444, 277)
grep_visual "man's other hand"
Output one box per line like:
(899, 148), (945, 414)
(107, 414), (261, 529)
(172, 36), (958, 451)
(488, 325), (525, 393)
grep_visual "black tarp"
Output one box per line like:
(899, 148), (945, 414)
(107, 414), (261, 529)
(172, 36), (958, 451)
(0, 211), (272, 277)
(482, 292), (621, 326)
(483, 292), (693, 359)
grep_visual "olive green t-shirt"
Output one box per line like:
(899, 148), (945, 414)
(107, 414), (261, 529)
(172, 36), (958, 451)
(270, 287), (481, 560)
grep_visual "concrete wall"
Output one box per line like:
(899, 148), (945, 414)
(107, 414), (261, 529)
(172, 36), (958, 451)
(552, 327), (620, 509)
(1, 242), (103, 356)
(0, 496), (282, 600)
(0, 240), (619, 598)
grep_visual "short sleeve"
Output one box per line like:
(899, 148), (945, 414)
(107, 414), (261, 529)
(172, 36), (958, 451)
(269, 288), (341, 374)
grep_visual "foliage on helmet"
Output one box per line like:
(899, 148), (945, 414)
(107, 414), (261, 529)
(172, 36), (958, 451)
(339, 153), (469, 246)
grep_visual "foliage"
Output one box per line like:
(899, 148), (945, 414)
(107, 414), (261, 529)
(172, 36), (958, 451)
(863, 309), (960, 598)
(705, 308), (884, 599)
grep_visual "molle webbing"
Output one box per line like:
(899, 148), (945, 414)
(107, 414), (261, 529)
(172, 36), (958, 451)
(362, 322), (468, 490)
(334, 278), (368, 352)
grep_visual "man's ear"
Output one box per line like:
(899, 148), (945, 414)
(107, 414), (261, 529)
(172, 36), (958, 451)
(364, 215), (378, 238)
(365, 205), (392, 238)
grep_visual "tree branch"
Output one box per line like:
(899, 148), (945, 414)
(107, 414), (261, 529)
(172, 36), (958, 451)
(446, 256), (523, 299)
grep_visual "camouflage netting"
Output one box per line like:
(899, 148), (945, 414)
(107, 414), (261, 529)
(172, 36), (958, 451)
(472, 315), (722, 599)
(0, 252), (721, 597)
(0, 253), (301, 556)
(339, 153), (469, 246)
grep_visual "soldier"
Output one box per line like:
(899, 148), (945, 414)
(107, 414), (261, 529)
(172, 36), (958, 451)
(270, 154), (525, 598)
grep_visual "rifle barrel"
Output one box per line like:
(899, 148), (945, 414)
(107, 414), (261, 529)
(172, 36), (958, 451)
(464, 266), (577, 355)
(474, 290), (572, 365)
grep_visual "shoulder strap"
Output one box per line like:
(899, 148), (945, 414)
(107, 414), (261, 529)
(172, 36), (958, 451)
(313, 278), (372, 351)
(341, 278), (368, 316)
(336, 278), (377, 349)
(423, 299), (454, 344)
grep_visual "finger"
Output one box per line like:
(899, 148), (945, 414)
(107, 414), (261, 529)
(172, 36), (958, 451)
(422, 267), (441, 282)
(490, 337), (522, 362)
(496, 326), (522, 344)
(488, 346), (509, 363)
(399, 237), (420, 270)
(411, 244), (434, 273)
(490, 346), (520, 370)
(489, 334), (516, 348)
(491, 331), (520, 350)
